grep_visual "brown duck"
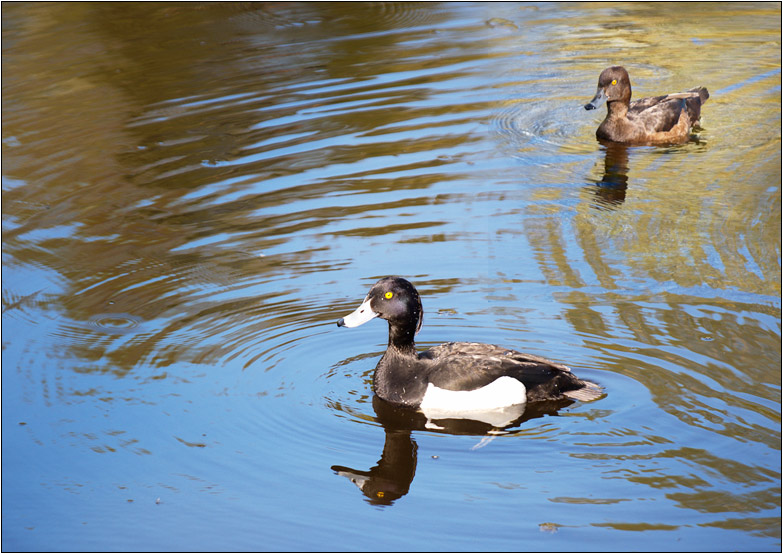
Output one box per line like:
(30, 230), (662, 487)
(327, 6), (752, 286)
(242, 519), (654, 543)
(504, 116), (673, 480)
(585, 66), (709, 145)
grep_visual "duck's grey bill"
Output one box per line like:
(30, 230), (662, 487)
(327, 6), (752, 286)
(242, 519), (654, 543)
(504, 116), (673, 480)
(584, 88), (607, 110)
(337, 298), (378, 328)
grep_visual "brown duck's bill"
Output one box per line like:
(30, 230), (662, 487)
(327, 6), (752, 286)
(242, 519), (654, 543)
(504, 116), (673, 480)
(585, 88), (607, 110)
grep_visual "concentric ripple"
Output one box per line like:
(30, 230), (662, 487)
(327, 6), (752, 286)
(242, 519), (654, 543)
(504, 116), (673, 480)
(84, 313), (144, 335)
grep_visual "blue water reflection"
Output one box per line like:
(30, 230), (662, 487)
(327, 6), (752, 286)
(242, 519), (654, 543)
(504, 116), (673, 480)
(2, 2), (780, 552)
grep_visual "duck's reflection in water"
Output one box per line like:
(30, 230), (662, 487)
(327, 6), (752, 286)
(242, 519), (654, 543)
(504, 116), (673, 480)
(589, 140), (630, 208)
(331, 395), (573, 506)
(588, 136), (707, 208)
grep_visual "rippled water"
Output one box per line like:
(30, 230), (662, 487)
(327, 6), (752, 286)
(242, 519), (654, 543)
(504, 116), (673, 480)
(2, 2), (780, 551)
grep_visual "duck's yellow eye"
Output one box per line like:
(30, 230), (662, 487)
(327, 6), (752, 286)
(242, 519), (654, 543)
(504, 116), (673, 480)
(611, 79), (617, 86)
(384, 291), (393, 299)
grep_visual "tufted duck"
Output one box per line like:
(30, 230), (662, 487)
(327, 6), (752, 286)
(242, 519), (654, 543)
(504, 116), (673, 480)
(585, 66), (709, 144)
(337, 277), (602, 417)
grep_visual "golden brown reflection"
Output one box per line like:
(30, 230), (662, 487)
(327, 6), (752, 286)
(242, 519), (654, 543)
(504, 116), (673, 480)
(589, 141), (630, 207)
(1, 2), (468, 375)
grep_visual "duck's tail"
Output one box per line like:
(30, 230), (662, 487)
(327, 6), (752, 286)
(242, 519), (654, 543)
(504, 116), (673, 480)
(677, 86), (709, 127)
(687, 86), (709, 105)
(563, 379), (603, 402)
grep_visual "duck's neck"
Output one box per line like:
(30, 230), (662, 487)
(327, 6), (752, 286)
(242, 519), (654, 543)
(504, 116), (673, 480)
(372, 323), (422, 407)
(606, 99), (629, 119)
(387, 322), (418, 356)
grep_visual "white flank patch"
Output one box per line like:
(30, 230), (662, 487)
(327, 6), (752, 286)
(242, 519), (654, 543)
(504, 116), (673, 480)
(419, 376), (526, 427)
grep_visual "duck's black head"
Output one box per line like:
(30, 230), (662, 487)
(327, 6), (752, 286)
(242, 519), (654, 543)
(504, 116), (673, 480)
(337, 277), (423, 349)
(585, 66), (632, 111)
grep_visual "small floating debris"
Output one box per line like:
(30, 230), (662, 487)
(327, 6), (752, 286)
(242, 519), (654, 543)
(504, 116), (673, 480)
(485, 17), (519, 30)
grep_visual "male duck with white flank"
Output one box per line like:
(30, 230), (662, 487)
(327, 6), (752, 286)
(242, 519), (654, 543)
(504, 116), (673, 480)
(337, 277), (602, 419)
(585, 66), (709, 145)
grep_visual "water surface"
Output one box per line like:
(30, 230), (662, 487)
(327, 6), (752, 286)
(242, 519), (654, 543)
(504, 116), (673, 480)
(2, 2), (780, 551)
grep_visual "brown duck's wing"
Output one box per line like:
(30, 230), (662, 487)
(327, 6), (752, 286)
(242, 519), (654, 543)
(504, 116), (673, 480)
(631, 88), (709, 128)
(629, 94), (669, 112)
(631, 88), (708, 111)
(629, 97), (687, 133)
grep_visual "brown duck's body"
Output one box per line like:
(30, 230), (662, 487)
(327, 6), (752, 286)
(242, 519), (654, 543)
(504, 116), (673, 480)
(585, 66), (709, 145)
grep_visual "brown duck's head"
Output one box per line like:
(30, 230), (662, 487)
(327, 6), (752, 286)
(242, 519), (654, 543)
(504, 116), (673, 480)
(585, 66), (632, 110)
